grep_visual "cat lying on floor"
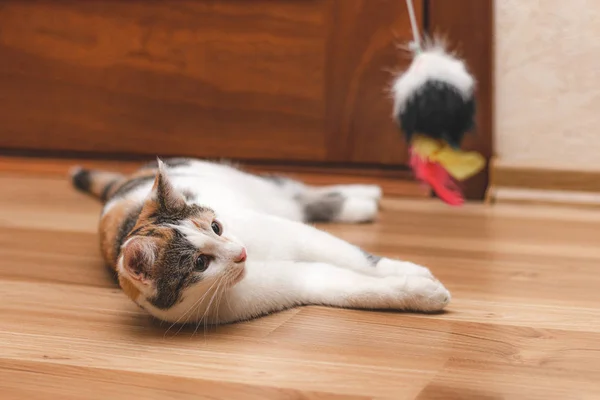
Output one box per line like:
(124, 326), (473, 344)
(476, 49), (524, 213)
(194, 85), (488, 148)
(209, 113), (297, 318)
(70, 158), (450, 325)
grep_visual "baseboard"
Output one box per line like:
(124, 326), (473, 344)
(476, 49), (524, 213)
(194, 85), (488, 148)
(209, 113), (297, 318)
(486, 157), (600, 208)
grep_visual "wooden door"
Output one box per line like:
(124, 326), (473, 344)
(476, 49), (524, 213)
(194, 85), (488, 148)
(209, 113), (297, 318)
(0, 0), (420, 166)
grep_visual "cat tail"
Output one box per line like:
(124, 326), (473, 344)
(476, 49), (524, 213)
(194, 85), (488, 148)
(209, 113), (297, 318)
(69, 166), (125, 203)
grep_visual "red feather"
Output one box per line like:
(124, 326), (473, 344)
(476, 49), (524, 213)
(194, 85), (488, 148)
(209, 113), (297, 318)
(409, 148), (465, 206)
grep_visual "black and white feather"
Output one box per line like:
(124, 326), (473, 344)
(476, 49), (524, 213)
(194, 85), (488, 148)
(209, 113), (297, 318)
(391, 40), (476, 148)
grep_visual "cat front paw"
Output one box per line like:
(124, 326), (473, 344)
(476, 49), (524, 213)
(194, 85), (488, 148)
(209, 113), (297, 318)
(388, 275), (451, 312)
(409, 276), (451, 312)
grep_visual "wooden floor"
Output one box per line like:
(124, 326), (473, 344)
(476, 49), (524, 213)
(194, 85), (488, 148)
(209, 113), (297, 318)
(1, 167), (600, 400)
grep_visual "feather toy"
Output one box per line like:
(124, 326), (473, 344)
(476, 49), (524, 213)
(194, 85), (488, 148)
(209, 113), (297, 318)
(391, 0), (485, 205)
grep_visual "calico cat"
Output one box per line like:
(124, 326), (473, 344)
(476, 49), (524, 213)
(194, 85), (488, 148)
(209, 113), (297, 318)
(71, 158), (450, 325)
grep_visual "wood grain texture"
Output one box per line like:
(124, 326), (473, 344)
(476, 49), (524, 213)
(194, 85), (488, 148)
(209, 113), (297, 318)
(428, 0), (494, 200)
(324, 0), (423, 165)
(0, 0), (418, 166)
(0, 0), (328, 161)
(1, 161), (599, 399)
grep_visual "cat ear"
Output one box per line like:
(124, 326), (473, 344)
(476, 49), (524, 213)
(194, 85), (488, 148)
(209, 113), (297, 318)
(151, 158), (187, 212)
(120, 237), (157, 283)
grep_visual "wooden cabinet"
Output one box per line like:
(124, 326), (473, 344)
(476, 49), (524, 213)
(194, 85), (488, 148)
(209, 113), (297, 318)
(0, 0), (492, 198)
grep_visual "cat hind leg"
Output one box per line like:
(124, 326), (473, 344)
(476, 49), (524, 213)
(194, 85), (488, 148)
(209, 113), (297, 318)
(259, 173), (381, 224)
(298, 185), (382, 223)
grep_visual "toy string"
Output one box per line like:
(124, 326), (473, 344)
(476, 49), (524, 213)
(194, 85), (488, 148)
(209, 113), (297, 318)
(405, 0), (422, 53)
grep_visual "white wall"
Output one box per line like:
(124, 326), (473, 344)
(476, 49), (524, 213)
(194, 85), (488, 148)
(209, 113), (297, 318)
(495, 0), (600, 170)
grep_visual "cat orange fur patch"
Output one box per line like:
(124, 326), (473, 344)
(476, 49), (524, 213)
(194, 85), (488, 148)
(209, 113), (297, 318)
(137, 199), (159, 222)
(118, 275), (141, 301)
(99, 199), (138, 268)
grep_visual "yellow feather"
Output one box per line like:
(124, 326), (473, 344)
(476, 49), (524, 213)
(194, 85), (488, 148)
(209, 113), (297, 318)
(411, 135), (485, 181)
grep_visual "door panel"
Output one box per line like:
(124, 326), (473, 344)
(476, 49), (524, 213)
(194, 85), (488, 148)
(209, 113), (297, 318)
(0, 1), (329, 160)
(0, 0), (419, 165)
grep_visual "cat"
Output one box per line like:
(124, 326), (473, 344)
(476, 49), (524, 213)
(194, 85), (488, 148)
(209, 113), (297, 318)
(70, 157), (450, 325)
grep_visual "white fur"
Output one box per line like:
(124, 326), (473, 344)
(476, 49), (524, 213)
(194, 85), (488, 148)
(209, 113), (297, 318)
(392, 44), (475, 117)
(337, 197), (379, 223)
(114, 160), (451, 324)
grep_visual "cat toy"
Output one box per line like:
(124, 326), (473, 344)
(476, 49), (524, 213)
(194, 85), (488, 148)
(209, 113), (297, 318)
(391, 0), (485, 206)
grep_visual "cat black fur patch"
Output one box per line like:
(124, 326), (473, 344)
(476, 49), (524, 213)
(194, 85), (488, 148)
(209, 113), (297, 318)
(149, 229), (199, 310)
(71, 169), (91, 193)
(148, 202), (212, 227)
(302, 192), (344, 222)
(397, 80), (476, 148)
(100, 180), (118, 202)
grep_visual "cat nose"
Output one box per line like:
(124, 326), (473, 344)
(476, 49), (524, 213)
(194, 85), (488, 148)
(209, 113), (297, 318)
(234, 248), (247, 263)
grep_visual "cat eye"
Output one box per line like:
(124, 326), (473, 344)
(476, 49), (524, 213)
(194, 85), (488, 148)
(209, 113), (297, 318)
(211, 221), (222, 236)
(194, 254), (210, 272)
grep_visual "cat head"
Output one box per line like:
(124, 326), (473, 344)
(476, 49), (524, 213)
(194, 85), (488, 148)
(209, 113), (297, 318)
(116, 160), (247, 323)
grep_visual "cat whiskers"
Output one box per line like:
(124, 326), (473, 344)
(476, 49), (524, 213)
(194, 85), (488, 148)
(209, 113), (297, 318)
(163, 293), (202, 338)
(163, 276), (223, 338)
(185, 276), (225, 337)
(220, 268), (240, 317)
(197, 275), (227, 336)
(211, 276), (229, 329)
(197, 267), (238, 336)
